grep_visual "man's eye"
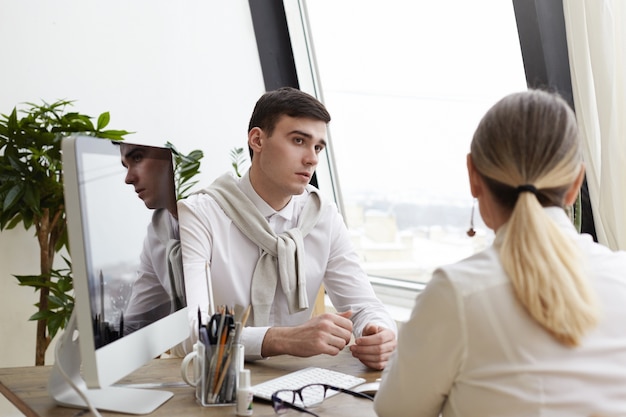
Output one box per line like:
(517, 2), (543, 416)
(294, 137), (304, 144)
(315, 145), (324, 153)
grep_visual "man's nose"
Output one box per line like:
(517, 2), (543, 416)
(125, 169), (135, 184)
(304, 147), (319, 165)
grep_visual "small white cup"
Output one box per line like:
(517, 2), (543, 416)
(181, 343), (202, 387)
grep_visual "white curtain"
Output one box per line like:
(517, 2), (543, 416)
(562, 0), (626, 251)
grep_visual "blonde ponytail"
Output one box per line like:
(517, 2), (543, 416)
(500, 191), (597, 346)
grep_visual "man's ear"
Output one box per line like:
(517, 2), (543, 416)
(467, 153), (482, 198)
(564, 164), (586, 206)
(248, 127), (263, 154)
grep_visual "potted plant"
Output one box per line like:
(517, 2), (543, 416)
(0, 99), (203, 365)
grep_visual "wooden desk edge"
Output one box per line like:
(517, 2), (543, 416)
(0, 349), (380, 417)
(0, 379), (39, 417)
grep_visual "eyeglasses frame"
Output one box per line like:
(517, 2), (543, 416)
(271, 383), (374, 417)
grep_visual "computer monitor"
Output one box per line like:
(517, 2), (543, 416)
(49, 135), (190, 414)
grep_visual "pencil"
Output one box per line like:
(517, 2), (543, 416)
(240, 304), (251, 327)
(212, 345), (233, 401)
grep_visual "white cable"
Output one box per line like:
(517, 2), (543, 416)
(53, 332), (103, 417)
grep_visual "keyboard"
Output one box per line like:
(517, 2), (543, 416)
(251, 367), (366, 401)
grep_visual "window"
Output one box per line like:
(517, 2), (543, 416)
(286, 1), (526, 308)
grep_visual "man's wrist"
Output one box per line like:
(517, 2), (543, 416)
(261, 326), (289, 357)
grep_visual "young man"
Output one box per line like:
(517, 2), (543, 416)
(119, 143), (185, 336)
(178, 87), (397, 370)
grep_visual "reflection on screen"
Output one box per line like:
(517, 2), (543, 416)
(78, 142), (185, 348)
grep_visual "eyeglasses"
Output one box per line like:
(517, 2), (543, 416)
(271, 383), (374, 416)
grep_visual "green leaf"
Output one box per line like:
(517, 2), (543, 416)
(22, 184), (40, 209)
(3, 184), (22, 211)
(29, 310), (53, 321)
(96, 129), (133, 141)
(47, 295), (64, 309)
(97, 112), (110, 130)
(6, 108), (18, 134)
(47, 312), (67, 340)
(5, 213), (23, 229)
(15, 274), (47, 288)
(57, 276), (73, 293)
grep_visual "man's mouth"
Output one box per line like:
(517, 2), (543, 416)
(296, 172), (311, 179)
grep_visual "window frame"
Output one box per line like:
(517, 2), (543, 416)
(247, 0), (592, 318)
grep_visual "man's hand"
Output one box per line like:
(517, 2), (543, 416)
(349, 324), (396, 370)
(261, 311), (353, 358)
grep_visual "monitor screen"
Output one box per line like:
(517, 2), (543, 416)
(49, 135), (190, 414)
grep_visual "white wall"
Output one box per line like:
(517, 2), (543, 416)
(0, 0), (265, 367)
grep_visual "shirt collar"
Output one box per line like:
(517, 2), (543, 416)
(238, 170), (295, 221)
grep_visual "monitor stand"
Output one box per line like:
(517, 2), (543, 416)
(48, 311), (173, 415)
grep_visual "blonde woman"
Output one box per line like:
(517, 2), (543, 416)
(374, 90), (626, 416)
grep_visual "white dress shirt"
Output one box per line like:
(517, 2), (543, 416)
(375, 207), (626, 417)
(177, 171), (396, 359)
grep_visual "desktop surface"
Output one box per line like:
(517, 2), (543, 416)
(0, 349), (380, 417)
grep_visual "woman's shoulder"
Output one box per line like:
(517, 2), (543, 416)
(579, 236), (626, 284)
(432, 246), (509, 295)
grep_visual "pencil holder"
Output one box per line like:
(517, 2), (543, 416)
(181, 340), (239, 407)
(200, 340), (239, 406)
(184, 305), (250, 406)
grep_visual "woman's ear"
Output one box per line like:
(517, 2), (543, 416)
(467, 153), (482, 198)
(564, 164), (586, 206)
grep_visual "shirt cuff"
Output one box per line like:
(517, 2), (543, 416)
(242, 326), (270, 361)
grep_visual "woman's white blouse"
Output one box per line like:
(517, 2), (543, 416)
(375, 207), (626, 417)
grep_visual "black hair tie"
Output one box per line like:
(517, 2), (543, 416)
(516, 184), (538, 195)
